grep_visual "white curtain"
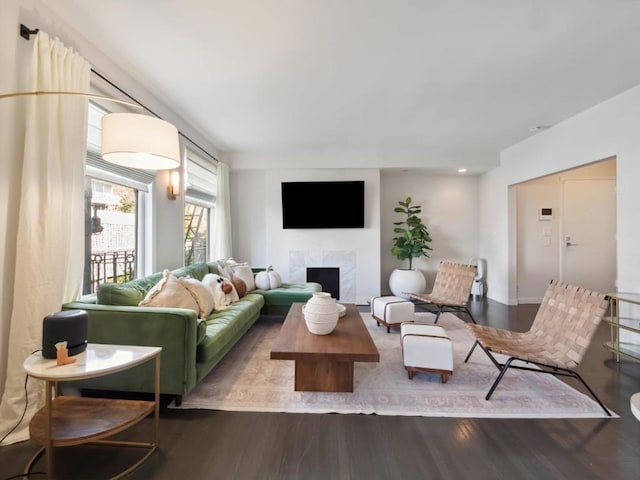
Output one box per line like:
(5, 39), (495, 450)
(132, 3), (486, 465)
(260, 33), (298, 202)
(0, 32), (90, 445)
(212, 161), (232, 260)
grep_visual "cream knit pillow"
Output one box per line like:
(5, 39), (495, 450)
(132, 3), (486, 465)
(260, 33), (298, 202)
(139, 270), (199, 313)
(179, 276), (215, 319)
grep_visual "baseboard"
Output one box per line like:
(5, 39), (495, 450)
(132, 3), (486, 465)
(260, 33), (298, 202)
(518, 297), (543, 304)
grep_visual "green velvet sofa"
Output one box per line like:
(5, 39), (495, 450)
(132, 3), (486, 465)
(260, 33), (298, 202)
(61, 262), (320, 402)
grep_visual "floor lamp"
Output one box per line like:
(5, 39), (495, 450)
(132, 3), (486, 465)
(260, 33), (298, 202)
(0, 90), (181, 171)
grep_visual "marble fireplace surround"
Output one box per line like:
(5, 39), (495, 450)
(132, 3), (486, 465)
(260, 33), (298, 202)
(289, 250), (356, 303)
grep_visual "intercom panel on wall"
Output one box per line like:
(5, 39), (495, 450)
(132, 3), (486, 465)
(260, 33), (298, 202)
(539, 208), (553, 220)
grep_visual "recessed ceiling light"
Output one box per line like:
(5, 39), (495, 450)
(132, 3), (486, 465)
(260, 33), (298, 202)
(457, 168), (467, 173)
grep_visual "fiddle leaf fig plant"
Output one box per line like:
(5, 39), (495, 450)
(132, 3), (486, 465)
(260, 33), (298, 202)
(391, 197), (432, 270)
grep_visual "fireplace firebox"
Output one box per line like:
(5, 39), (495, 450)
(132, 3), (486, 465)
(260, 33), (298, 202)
(306, 267), (340, 300)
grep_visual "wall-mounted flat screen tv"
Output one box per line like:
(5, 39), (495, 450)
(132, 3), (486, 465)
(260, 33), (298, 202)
(282, 181), (365, 229)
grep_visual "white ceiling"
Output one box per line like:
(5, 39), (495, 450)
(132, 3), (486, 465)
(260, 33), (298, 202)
(41, 0), (640, 173)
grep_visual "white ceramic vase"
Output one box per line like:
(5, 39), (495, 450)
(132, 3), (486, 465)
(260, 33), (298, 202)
(389, 268), (426, 300)
(303, 292), (339, 335)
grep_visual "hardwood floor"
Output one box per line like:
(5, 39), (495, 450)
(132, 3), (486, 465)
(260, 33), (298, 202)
(1, 298), (639, 479)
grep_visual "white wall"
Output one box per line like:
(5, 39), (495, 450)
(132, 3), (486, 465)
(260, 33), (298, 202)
(231, 167), (480, 302)
(380, 172), (480, 292)
(516, 159), (616, 303)
(480, 85), (640, 304)
(230, 169), (268, 265)
(516, 176), (560, 302)
(151, 172), (185, 272)
(231, 169), (381, 304)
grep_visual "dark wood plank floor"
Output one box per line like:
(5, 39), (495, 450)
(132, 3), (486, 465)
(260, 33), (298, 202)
(2, 299), (639, 479)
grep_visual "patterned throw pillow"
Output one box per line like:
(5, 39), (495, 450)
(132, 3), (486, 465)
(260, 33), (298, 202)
(215, 257), (256, 292)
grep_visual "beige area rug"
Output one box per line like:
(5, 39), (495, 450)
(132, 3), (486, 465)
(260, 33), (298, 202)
(171, 313), (615, 418)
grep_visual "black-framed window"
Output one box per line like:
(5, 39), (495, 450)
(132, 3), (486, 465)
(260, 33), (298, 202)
(83, 102), (154, 293)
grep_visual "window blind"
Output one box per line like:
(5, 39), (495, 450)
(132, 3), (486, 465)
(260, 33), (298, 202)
(186, 148), (217, 208)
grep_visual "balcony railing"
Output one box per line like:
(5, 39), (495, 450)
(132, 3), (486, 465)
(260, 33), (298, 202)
(86, 247), (208, 295)
(88, 250), (136, 294)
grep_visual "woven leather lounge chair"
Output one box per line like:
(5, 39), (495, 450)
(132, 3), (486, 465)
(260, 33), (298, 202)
(408, 261), (477, 324)
(464, 280), (611, 416)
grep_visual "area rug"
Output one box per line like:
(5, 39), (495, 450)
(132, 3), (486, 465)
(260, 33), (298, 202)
(171, 313), (615, 418)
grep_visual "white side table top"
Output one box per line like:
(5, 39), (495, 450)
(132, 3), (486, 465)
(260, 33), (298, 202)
(23, 344), (161, 381)
(631, 392), (640, 422)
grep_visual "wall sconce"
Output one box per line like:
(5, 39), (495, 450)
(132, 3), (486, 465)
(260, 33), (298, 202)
(167, 170), (180, 200)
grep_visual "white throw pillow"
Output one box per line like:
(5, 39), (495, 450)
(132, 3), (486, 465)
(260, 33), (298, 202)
(203, 273), (240, 310)
(230, 264), (255, 291)
(139, 270), (199, 313)
(179, 276), (215, 319)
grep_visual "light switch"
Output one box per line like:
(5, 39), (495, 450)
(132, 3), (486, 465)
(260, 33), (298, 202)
(543, 237), (551, 246)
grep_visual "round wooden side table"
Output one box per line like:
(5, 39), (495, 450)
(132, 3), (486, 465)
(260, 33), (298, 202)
(23, 343), (161, 479)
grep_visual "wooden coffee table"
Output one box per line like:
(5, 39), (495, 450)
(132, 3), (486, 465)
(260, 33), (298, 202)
(270, 302), (379, 392)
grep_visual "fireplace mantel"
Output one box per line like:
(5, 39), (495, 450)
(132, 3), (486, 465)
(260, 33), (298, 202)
(290, 250), (356, 303)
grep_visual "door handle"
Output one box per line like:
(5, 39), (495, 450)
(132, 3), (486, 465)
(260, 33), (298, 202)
(564, 236), (578, 247)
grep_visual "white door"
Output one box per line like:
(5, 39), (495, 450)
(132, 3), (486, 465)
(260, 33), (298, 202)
(561, 178), (616, 294)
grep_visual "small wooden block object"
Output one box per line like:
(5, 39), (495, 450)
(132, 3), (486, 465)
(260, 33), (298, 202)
(55, 341), (77, 366)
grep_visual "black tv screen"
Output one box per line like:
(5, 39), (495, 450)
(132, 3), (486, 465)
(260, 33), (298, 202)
(282, 181), (365, 229)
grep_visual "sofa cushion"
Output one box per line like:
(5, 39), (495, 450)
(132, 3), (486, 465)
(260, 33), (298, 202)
(97, 264), (211, 306)
(172, 263), (209, 281)
(97, 272), (163, 306)
(255, 282), (322, 307)
(196, 293), (264, 363)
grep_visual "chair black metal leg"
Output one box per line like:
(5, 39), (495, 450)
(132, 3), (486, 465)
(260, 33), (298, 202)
(464, 307), (477, 324)
(568, 370), (612, 416)
(433, 306), (443, 323)
(486, 357), (516, 400)
(464, 340), (479, 363)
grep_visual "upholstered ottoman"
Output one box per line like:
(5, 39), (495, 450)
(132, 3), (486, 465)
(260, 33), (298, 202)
(371, 296), (415, 333)
(401, 323), (453, 383)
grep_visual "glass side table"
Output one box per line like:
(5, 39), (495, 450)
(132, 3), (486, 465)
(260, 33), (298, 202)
(23, 344), (161, 480)
(604, 292), (640, 362)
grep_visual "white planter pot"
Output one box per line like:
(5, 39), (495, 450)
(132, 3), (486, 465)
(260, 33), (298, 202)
(389, 268), (426, 299)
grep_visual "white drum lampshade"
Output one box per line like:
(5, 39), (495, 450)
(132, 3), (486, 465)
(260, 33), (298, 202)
(101, 113), (181, 170)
